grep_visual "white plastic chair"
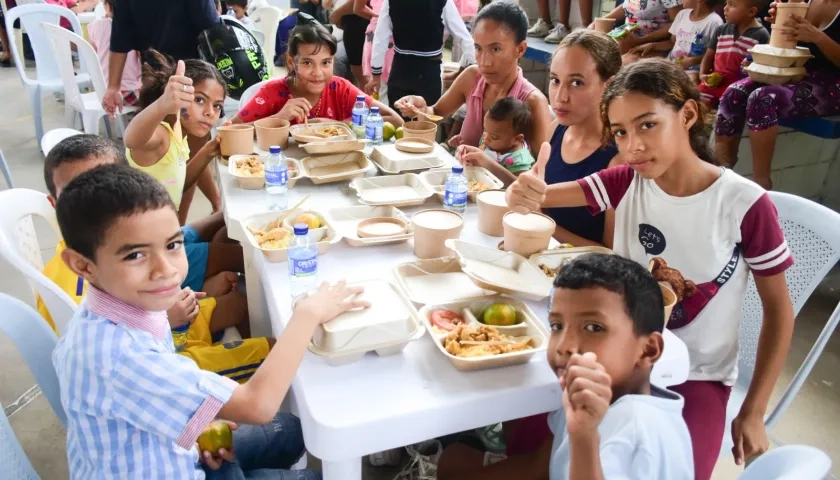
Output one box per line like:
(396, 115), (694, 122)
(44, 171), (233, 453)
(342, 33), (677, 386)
(0, 189), (76, 335)
(40, 128), (83, 157)
(0, 402), (39, 480)
(0, 293), (66, 426)
(42, 23), (136, 138)
(239, 79), (270, 109)
(4, 4), (92, 144)
(721, 191), (840, 457)
(0, 149), (14, 188)
(250, 5), (282, 75)
(737, 445), (832, 480)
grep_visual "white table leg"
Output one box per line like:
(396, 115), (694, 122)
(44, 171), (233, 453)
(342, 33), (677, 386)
(243, 243), (271, 338)
(321, 458), (362, 480)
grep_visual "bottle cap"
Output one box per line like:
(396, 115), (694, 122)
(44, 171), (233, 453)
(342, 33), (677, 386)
(370, 107), (380, 113)
(172, 324), (190, 333)
(357, 95), (365, 101)
(294, 223), (309, 235)
(452, 165), (464, 174)
(269, 146), (282, 154)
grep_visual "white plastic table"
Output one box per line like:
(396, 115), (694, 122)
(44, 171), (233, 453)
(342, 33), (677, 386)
(218, 144), (690, 480)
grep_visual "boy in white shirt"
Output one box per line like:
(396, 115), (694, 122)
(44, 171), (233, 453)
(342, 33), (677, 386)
(437, 253), (693, 479)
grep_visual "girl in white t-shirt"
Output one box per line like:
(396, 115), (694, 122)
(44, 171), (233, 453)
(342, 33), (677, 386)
(505, 59), (795, 480)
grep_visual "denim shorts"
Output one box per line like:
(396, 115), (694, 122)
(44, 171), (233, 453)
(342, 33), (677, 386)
(181, 226), (209, 292)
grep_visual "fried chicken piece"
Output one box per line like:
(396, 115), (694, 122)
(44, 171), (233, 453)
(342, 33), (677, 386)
(650, 257), (696, 302)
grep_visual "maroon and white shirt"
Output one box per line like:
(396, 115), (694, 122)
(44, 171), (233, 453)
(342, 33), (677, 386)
(578, 165), (793, 385)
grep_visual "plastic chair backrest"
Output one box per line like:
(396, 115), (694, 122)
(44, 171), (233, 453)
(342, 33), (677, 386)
(0, 400), (39, 480)
(239, 79), (270, 108)
(0, 294), (66, 426)
(42, 22), (106, 112)
(737, 445), (831, 480)
(0, 189), (76, 335)
(40, 128), (84, 157)
(737, 192), (840, 423)
(5, 4), (86, 88)
(251, 6), (282, 71)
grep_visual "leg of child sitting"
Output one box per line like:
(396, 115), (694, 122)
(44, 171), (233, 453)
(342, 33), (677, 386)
(206, 243), (246, 278)
(188, 211), (230, 243)
(437, 443), (487, 479)
(210, 291), (251, 338)
(203, 271), (240, 298)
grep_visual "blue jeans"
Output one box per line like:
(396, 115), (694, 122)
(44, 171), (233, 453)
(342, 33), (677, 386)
(203, 413), (321, 480)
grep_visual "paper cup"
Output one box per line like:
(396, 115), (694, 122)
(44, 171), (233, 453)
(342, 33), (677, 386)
(769, 3), (809, 48)
(593, 17), (616, 33)
(411, 209), (464, 259)
(477, 189), (511, 237)
(403, 120), (437, 142)
(502, 212), (556, 258)
(255, 118), (290, 151)
(218, 125), (255, 156)
(660, 282), (677, 326)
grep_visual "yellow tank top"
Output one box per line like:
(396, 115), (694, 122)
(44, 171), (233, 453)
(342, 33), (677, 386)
(126, 122), (190, 207)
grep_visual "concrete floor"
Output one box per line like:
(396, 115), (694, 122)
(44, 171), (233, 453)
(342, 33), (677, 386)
(1, 63), (840, 480)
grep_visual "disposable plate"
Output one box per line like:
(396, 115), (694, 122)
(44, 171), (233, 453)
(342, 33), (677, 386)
(324, 205), (414, 247)
(350, 173), (434, 207)
(241, 210), (341, 262)
(290, 122), (355, 144)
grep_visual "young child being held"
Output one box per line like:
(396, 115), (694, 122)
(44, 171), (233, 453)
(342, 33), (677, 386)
(40, 134), (268, 382)
(628, 0), (723, 70)
(457, 97), (536, 187)
(87, 0), (141, 107)
(52, 164), (366, 478)
(124, 51), (244, 299)
(505, 59), (795, 480)
(698, 0), (769, 106)
(437, 253), (694, 479)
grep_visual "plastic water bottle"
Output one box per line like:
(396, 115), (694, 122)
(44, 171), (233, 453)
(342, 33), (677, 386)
(351, 95), (369, 137)
(688, 33), (705, 69)
(172, 324), (189, 352)
(365, 106), (384, 146)
(265, 145), (288, 211)
(443, 165), (468, 215)
(289, 224), (318, 298)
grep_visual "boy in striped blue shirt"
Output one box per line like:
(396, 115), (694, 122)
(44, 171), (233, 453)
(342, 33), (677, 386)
(52, 164), (369, 479)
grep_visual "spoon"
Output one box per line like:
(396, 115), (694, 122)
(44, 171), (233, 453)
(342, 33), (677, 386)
(422, 112), (444, 123)
(304, 117), (328, 138)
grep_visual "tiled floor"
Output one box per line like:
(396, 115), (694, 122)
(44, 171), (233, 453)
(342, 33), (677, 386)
(1, 63), (839, 480)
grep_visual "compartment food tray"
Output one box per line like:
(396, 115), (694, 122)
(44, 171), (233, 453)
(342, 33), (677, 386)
(299, 151), (372, 184)
(290, 122), (355, 144)
(419, 166), (504, 202)
(350, 173), (434, 207)
(241, 210), (342, 262)
(393, 257), (494, 305)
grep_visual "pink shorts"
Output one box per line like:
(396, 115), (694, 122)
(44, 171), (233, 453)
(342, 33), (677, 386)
(670, 380), (732, 480)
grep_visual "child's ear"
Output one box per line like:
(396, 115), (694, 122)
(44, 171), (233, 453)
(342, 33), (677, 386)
(681, 99), (700, 130)
(639, 331), (664, 367)
(60, 248), (98, 285)
(515, 132), (526, 144)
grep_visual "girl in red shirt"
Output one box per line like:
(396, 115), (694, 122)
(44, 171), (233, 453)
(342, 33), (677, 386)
(231, 22), (402, 127)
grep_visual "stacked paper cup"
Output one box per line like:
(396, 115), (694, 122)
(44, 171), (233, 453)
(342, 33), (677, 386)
(745, 0), (813, 85)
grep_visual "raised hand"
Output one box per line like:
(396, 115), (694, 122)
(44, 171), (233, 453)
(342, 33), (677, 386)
(505, 142), (550, 214)
(160, 60), (195, 116)
(394, 95), (428, 118)
(561, 352), (613, 437)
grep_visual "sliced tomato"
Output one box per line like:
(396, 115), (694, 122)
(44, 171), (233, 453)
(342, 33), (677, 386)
(430, 309), (465, 332)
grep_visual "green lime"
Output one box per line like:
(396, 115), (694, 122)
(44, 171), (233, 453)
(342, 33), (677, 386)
(482, 304), (519, 326)
(395, 126), (404, 140)
(383, 122), (396, 141)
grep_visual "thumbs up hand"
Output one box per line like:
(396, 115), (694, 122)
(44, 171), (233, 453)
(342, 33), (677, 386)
(506, 142), (551, 215)
(161, 60), (195, 116)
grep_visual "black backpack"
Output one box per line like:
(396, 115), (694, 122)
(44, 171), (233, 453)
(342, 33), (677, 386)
(197, 17), (270, 100)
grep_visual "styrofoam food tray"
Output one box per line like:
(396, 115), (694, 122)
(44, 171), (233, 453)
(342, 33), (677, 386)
(418, 297), (549, 371)
(324, 205), (414, 247)
(228, 154), (302, 189)
(302, 138), (366, 155)
(281, 208), (330, 236)
(302, 280), (425, 366)
(290, 122), (355, 143)
(529, 246), (615, 278)
(419, 166), (504, 202)
(300, 151), (372, 184)
(350, 173), (434, 207)
(241, 210), (342, 262)
(393, 257), (494, 305)
(370, 142), (448, 174)
(446, 239), (554, 301)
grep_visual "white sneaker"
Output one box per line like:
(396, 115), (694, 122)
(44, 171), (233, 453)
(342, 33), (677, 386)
(369, 448), (402, 467)
(393, 440), (442, 480)
(544, 24), (571, 44)
(527, 18), (552, 38)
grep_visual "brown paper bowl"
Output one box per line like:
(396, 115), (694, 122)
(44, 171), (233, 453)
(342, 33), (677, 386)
(502, 212), (556, 258)
(593, 18), (616, 33)
(660, 282), (677, 326)
(477, 189), (511, 237)
(769, 4), (809, 48)
(411, 209), (464, 259)
(403, 120), (438, 142)
(254, 118), (290, 151)
(218, 125), (255, 156)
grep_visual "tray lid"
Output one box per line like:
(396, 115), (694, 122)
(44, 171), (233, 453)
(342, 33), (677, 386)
(394, 258), (495, 304)
(321, 280), (414, 333)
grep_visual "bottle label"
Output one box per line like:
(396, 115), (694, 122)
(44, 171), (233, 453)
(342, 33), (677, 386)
(291, 254), (317, 277)
(265, 167), (288, 186)
(366, 124), (383, 140)
(444, 190), (468, 207)
(352, 112), (365, 126)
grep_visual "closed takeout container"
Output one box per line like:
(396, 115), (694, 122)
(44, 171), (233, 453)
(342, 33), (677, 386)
(241, 211), (341, 262)
(748, 45), (813, 68)
(350, 173), (435, 207)
(446, 239), (553, 301)
(418, 297), (549, 372)
(302, 138), (366, 155)
(299, 151), (372, 184)
(325, 205), (414, 247)
(370, 142), (447, 174)
(303, 280), (425, 365)
(745, 63), (806, 85)
(393, 257), (494, 305)
(420, 167), (504, 203)
(290, 122), (355, 144)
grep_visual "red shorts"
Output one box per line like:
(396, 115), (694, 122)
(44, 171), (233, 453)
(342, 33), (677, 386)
(670, 380), (732, 480)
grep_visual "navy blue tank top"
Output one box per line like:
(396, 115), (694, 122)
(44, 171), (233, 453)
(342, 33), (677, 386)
(543, 125), (617, 244)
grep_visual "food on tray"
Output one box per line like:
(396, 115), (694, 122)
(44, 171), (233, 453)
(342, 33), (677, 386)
(444, 325), (532, 358)
(481, 303), (520, 326)
(295, 213), (322, 230)
(539, 256), (575, 278)
(235, 156), (264, 177)
(249, 223), (293, 249)
(468, 180), (490, 193)
(319, 125), (344, 137)
(649, 257), (696, 302)
(430, 309), (466, 334)
(198, 421), (233, 453)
